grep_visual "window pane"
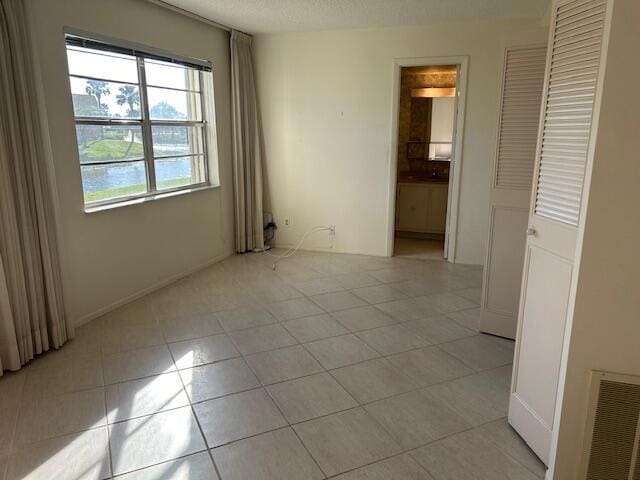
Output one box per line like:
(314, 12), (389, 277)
(147, 87), (202, 121)
(81, 161), (148, 203)
(155, 155), (206, 190)
(152, 126), (203, 158)
(70, 77), (141, 119)
(66, 46), (138, 84)
(75, 125), (144, 164)
(144, 59), (200, 91)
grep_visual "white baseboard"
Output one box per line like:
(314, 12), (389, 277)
(73, 248), (235, 328)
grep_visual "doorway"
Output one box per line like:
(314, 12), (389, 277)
(390, 63), (461, 261)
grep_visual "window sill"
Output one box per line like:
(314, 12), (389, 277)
(84, 183), (220, 214)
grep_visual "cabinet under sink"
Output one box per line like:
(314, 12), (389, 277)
(395, 182), (448, 235)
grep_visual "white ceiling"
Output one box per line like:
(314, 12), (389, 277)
(158, 0), (550, 34)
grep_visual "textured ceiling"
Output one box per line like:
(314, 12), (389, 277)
(157, 0), (550, 34)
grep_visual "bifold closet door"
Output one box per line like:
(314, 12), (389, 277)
(480, 45), (546, 340)
(508, 0), (612, 465)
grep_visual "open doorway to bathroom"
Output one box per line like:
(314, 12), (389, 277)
(393, 64), (458, 261)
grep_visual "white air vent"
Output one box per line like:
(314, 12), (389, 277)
(533, 0), (607, 226)
(581, 372), (640, 480)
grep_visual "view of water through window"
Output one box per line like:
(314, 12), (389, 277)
(81, 158), (192, 193)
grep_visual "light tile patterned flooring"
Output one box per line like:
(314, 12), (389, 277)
(0, 250), (546, 480)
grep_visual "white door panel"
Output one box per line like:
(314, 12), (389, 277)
(483, 207), (529, 338)
(481, 44), (547, 339)
(509, 0), (611, 466)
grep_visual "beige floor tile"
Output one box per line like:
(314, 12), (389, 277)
(414, 292), (477, 314)
(331, 306), (396, 332)
(179, 357), (260, 402)
(194, 388), (287, 447)
(6, 427), (110, 480)
(305, 334), (379, 370)
(439, 335), (514, 371)
(453, 287), (482, 304)
(295, 277), (345, 296)
(212, 427), (324, 480)
(423, 366), (511, 426)
(375, 298), (440, 322)
(169, 334), (240, 369)
(475, 419), (547, 478)
(389, 279), (448, 297)
(109, 407), (206, 476)
(115, 451), (218, 480)
(410, 429), (539, 480)
(103, 345), (175, 384)
(245, 345), (323, 385)
(351, 284), (408, 304)
(332, 453), (434, 480)
(356, 324), (429, 355)
(207, 292), (252, 312)
(403, 316), (476, 344)
(159, 314), (224, 344)
(387, 346), (474, 387)
(22, 353), (103, 399)
(215, 306), (278, 332)
(105, 372), (189, 423)
(294, 408), (401, 476)
(250, 284), (304, 303)
(331, 358), (417, 404)
(100, 317), (165, 356)
(445, 308), (480, 332)
(283, 313), (349, 342)
(267, 373), (357, 423)
(365, 391), (470, 449)
(333, 272), (380, 289)
(369, 267), (420, 283)
(310, 291), (367, 312)
(267, 297), (325, 320)
(228, 323), (297, 355)
(15, 388), (106, 446)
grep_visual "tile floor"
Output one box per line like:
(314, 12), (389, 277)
(393, 237), (445, 261)
(0, 250), (546, 480)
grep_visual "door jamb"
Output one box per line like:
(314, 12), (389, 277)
(385, 55), (470, 261)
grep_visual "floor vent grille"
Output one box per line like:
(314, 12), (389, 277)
(584, 374), (640, 480)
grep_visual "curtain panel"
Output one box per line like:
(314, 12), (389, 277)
(0, 0), (72, 374)
(230, 30), (265, 253)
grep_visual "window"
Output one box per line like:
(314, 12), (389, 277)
(64, 34), (217, 207)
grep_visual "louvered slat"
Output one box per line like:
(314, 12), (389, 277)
(495, 46), (547, 189)
(534, 0), (606, 225)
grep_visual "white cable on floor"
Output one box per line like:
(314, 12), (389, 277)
(263, 225), (333, 270)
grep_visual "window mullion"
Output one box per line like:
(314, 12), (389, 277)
(137, 57), (156, 193)
(198, 71), (209, 185)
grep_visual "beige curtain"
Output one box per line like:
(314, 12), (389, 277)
(0, 0), (72, 375)
(230, 30), (265, 252)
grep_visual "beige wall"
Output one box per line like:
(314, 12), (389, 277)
(26, 0), (234, 324)
(254, 20), (547, 263)
(549, 0), (640, 476)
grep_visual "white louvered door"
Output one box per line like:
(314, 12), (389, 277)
(481, 45), (546, 339)
(509, 0), (611, 465)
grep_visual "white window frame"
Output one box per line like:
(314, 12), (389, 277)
(64, 32), (218, 210)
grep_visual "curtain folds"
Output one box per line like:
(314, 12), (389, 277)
(230, 30), (265, 253)
(0, 0), (72, 375)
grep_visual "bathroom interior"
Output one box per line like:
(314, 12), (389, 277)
(394, 64), (457, 260)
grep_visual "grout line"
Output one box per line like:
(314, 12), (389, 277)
(165, 337), (225, 480)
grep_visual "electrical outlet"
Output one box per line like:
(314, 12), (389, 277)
(284, 217), (290, 227)
(329, 225), (336, 236)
